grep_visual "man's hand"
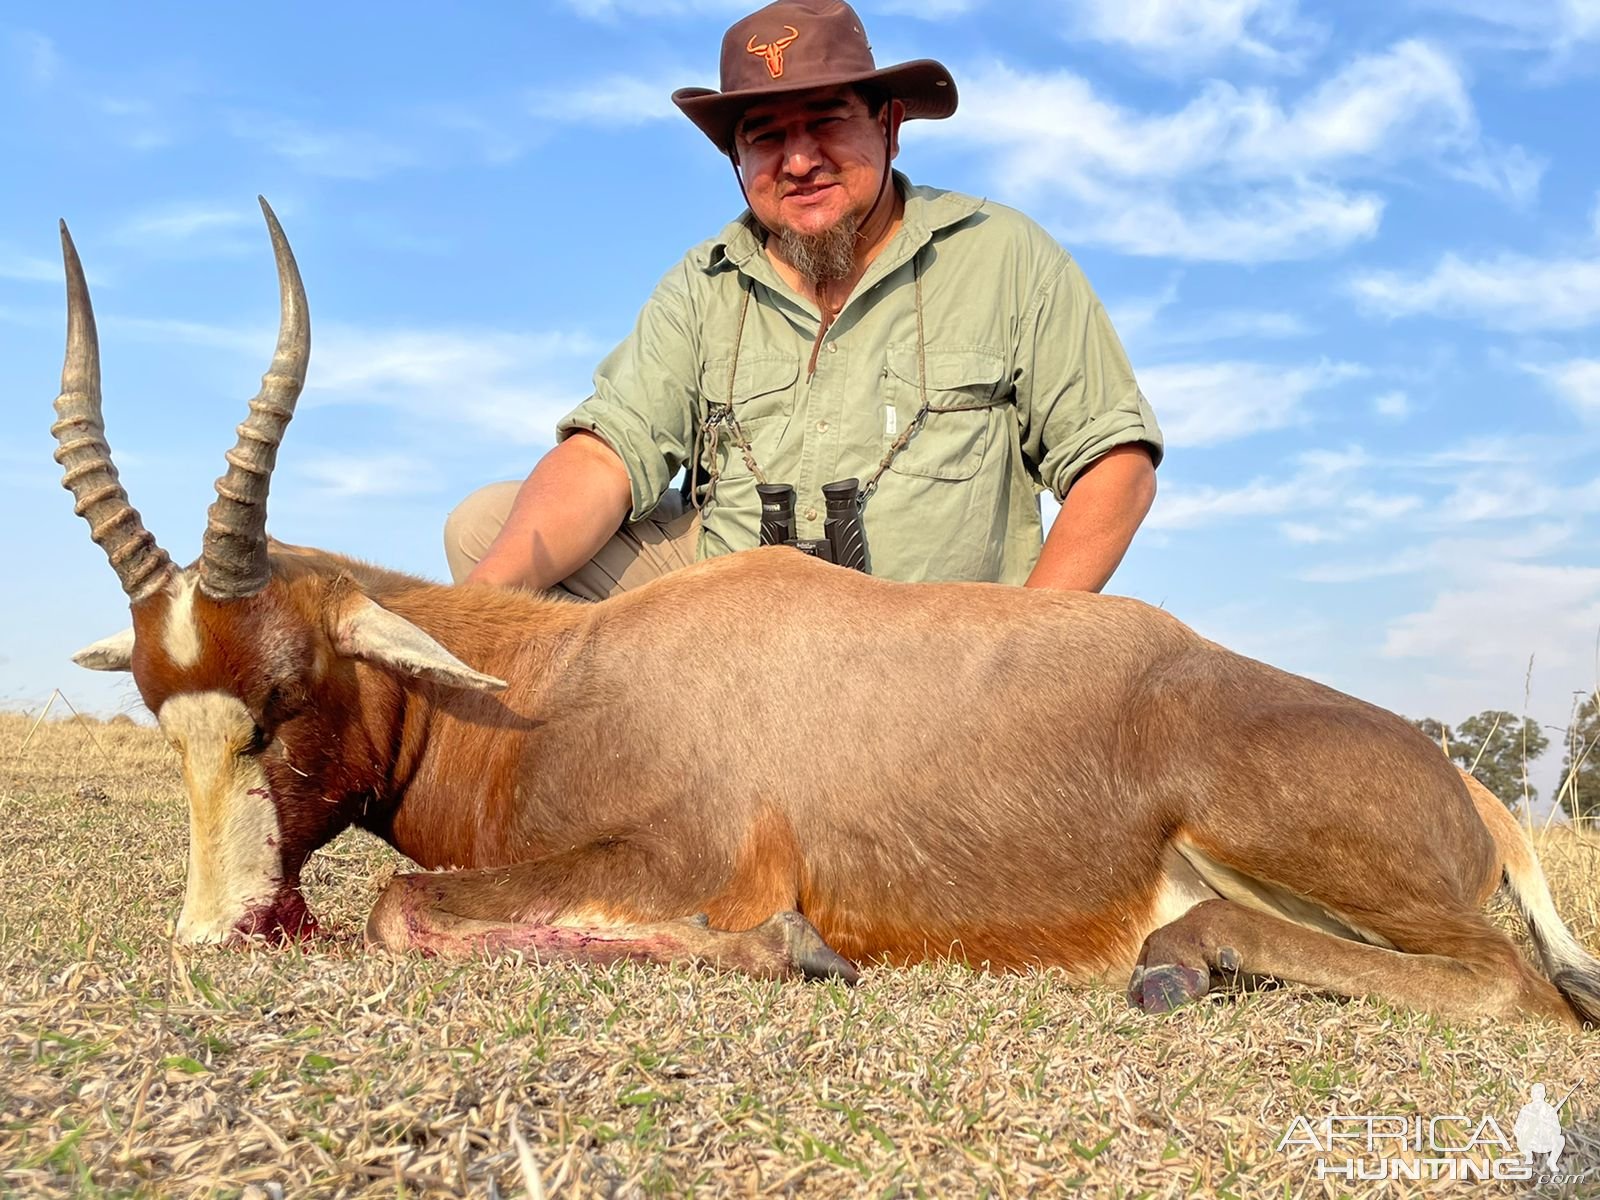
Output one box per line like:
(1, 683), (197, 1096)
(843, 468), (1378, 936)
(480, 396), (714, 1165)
(465, 432), (633, 590)
(1024, 444), (1156, 592)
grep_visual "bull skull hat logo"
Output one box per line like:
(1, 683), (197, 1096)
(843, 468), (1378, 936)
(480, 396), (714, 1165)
(747, 24), (800, 78)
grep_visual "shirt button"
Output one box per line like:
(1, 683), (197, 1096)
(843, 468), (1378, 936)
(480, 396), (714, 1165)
(805, 506), (818, 521)
(816, 420), (829, 432)
(827, 343), (837, 354)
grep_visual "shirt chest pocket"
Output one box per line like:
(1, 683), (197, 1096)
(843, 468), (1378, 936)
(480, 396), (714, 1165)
(700, 352), (799, 430)
(884, 346), (1008, 481)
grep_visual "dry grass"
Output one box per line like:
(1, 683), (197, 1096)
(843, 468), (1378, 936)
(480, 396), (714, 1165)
(2, 710), (1598, 1199)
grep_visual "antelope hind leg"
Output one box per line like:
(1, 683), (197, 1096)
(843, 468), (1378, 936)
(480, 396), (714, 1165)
(1127, 898), (1577, 1028)
(365, 869), (858, 982)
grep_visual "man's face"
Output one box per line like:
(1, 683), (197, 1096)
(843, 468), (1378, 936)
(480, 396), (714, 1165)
(734, 86), (903, 240)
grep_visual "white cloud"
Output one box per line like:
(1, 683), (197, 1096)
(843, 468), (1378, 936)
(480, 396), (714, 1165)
(1062, 184), (1382, 263)
(1357, 547), (1598, 806)
(10, 31), (60, 85)
(0, 248), (60, 284)
(562, 0), (976, 17)
(306, 325), (607, 444)
(875, 0), (980, 15)
(931, 40), (1530, 261)
(115, 203), (253, 250)
(1279, 521), (1341, 544)
(1443, 141), (1547, 207)
(1383, 561), (1600, 668)
(526, 74), (686, 127)
(1152, 309), (1309, 344)
(1255, 39), (1473, 167)
(1435, 467), (1600, 523)
(1351, 250), (1600, 331)
(3, 34), (194, 152)
(1152, 477), (1313, 528)
(951, 42), (1493, 184)
(1346, 492), (1423, 521)
(1067, 0), (1322, 71)
(102, 316), (607, 447)
(96, 95), (176, 152)
(1416, 1), (1600, 55)
(417, 106), (534, 166)
(1373, 390), (1412, 420)
(116, 317), (266, 354)
(1140, 358), (1361, 447)
(227, 113), (419, 179)
(562, 0), (747, 16)
(1526, 358), (1600, 418)
(1148, 444), (1373, 530)
(1112, 280), (1312, 351)
(1143, 426), (1595, 542)
(1410, 434), (1542, 466)
(296, 453), (445, 499)
(1303, 524), (1575, 583)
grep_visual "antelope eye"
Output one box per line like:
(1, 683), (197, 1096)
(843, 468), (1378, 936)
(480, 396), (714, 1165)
(244, 723), (270, 756)
(261, 684), (302, 728)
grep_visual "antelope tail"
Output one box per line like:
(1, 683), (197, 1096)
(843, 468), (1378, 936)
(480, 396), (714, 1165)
(1466, 775), (1600, 1025)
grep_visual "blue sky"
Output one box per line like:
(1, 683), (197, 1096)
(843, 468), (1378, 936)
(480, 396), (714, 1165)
(3, 1), (1597, 803)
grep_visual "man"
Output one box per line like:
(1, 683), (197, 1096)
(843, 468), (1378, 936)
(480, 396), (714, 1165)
(447, 0), (1160, 597)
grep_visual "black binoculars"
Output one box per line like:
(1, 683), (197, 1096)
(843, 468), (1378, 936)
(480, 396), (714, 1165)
(756, 478), (868, 572)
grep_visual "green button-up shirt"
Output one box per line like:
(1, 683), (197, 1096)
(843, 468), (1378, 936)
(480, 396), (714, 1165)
(557, 174), (1162, 584)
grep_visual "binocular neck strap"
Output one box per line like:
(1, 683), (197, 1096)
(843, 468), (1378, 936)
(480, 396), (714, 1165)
(858, 256), (928, 503)
(688, 282), (764, 514)
(694, 237), (932, 514)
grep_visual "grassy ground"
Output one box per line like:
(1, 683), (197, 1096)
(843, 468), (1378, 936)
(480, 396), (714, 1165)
(2, 710), (1598, 1198)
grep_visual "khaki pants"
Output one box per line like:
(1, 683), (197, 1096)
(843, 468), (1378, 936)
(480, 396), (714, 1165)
(443, 481), (700, 600)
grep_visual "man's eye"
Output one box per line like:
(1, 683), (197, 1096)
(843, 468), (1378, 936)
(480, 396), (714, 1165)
(752, 131), (782, 146)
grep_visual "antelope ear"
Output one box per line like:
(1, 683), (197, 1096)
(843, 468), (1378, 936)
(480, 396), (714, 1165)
(73, 628), (136, 672)
(329, 592), (507, 693)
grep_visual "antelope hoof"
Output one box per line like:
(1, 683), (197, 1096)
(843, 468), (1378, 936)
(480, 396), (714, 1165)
(1216, 945), (1242, 975)
(1130, 963), (1210, 1014)
(764, 911), (860, 984)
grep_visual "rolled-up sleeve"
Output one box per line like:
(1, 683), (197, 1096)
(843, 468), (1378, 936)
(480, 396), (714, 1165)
(556, 260), (701, 521)
(1015, 255), (1163, 500)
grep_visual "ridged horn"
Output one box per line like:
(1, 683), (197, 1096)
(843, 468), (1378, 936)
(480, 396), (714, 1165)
(52, 222), (174, 602)
(199, 197), (310, 600)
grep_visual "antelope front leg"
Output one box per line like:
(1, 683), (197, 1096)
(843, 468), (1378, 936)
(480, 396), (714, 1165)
(365, 871), (858, 983)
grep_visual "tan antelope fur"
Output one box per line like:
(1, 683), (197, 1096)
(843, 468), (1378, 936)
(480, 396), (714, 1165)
(56, 202), (1600, 1026)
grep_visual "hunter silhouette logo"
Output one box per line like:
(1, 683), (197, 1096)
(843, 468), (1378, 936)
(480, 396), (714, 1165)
(747, 26), (800, 79)
(1514, 1083), (1573, 1172)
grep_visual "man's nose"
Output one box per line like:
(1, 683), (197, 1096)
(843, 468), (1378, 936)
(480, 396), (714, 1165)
(782, 133), (826, 177)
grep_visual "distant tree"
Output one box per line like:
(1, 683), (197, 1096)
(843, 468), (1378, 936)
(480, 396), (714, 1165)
(1454, 711), (1547, 810)
(1408, 711), (1548, 810)
(1557, 693), (1600, 827)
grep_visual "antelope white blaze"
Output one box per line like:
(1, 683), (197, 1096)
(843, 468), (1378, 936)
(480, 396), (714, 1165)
(159, 691), (283, 943)
(163, 572), (202, 669)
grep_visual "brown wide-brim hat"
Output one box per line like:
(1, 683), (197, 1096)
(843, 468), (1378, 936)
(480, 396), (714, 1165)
(672, 0), (957, 155)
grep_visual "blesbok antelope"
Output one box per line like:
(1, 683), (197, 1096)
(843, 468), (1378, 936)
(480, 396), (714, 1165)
(56, 200), (1600, 1027)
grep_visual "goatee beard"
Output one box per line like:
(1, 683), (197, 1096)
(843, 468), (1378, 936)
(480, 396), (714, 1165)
(776, 213), (860, 288)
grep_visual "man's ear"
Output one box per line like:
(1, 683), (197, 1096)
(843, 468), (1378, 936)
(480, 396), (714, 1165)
(328, 591), (507, 693)
(73, 628), (136, 672)
(887, 98), (905, 160)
